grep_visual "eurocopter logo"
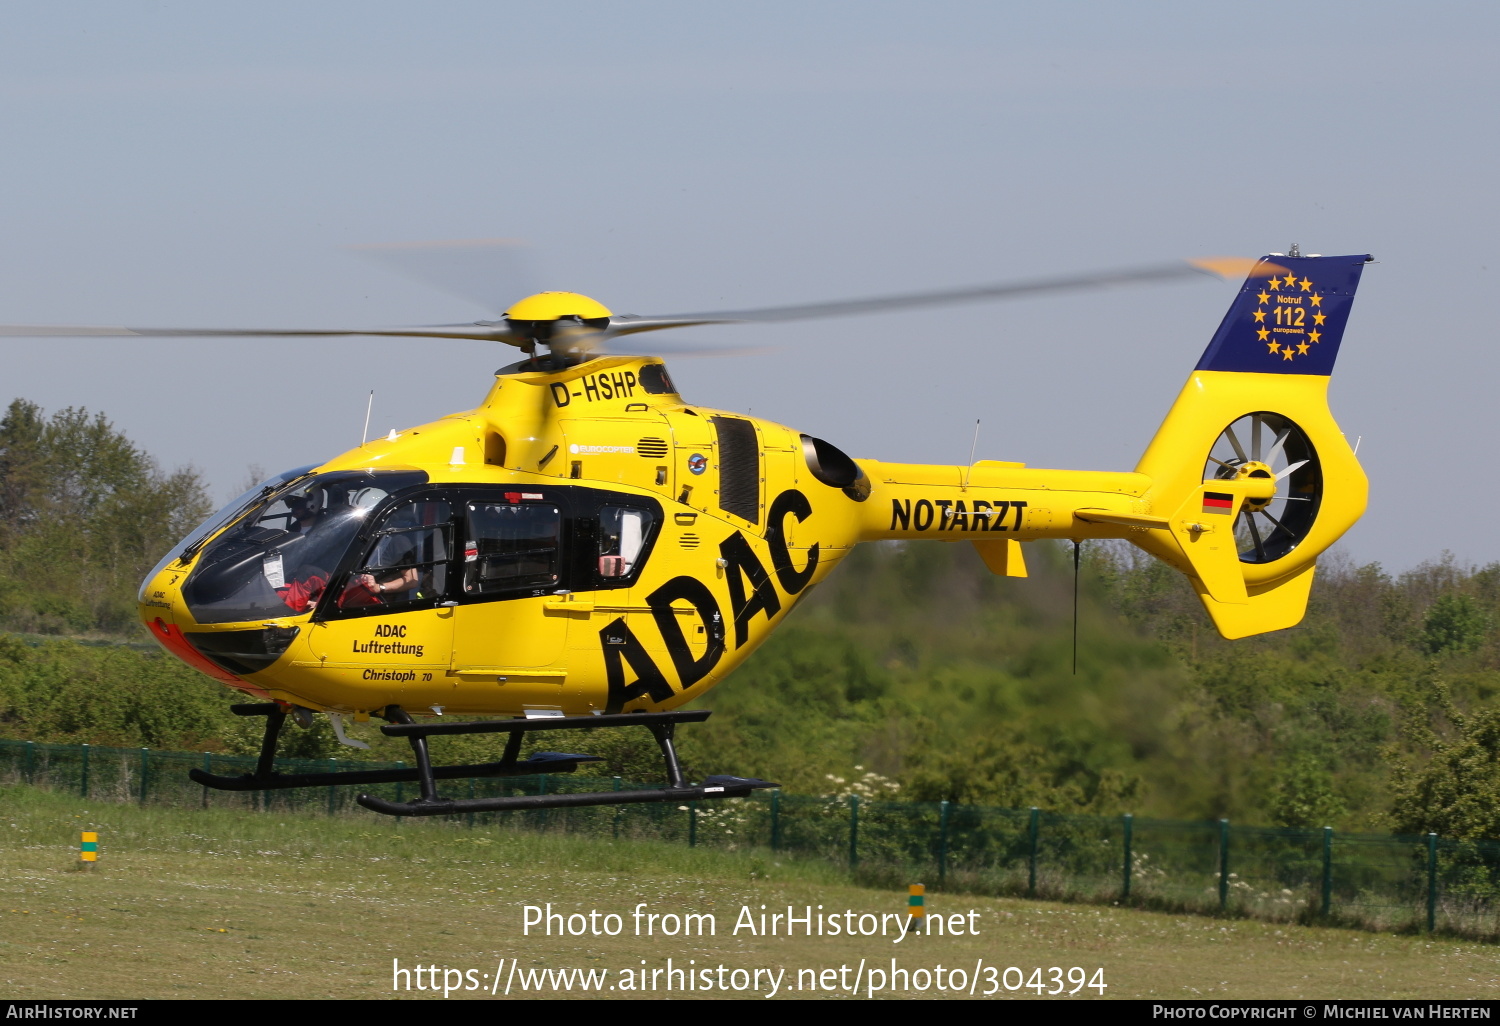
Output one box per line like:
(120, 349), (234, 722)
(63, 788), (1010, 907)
(569, 443), (635, 455)
(1254, 271), (1328, 363)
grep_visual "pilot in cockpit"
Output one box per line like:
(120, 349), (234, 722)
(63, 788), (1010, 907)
(275, 494), (333, 612)
(287, 496), (324, 535)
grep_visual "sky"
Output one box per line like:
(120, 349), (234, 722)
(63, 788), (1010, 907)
(0, 2), (1495, 572)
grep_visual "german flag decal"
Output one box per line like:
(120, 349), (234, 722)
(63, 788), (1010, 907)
(1203, 492), (1236, 515)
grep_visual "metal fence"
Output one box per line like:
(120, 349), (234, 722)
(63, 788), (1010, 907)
(3, 737), (1498, 941)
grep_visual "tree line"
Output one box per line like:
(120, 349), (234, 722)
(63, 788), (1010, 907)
(0, 398), (211, 634)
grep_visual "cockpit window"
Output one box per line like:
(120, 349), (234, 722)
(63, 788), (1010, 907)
(138, 464), (318, 601)
(181, 470), (426, 624)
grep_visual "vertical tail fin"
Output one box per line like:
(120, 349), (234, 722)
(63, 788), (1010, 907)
(1131, 253), (1374, 638)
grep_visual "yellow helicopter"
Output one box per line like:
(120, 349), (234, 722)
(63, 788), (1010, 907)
(1, 247), (1373, 815)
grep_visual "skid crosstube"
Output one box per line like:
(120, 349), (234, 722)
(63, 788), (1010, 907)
(193, 703), (777, 815)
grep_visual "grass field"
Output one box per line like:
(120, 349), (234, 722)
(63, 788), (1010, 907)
(0, 785), (1497, 1001)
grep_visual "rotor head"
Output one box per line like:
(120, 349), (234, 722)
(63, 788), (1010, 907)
(504, 291), (611, 349)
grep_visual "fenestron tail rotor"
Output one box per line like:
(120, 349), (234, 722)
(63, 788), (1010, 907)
(1205, 412), (1322, 564)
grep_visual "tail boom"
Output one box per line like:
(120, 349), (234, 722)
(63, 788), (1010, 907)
(854, 461), (1200, 581)
(848, 252), (1371, 639)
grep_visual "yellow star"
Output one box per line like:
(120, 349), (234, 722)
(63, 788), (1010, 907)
(1267, 277), (1281, 291)
(1282, 273), (1298, 288)
(1267, 340), (1280, 353)
(1309, 293), (1322, 307)
(1313, 311), (1326, 325)
(1257, 291), (1272, 304)
(1308, 329), (1321, 344)
(1282, 346), (1295, 360)
(1253, 309), (1266, 322)
(1297, 341), (1311, 355)
(1257, 327), (1271, 341)
(1299, 278), (1313, 292)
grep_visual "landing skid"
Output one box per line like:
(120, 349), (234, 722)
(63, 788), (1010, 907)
(189, 703), (776, 816)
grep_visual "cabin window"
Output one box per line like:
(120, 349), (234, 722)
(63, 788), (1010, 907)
(463, 503), (561, 595)
(335, 499), (452, 613)
(597, 506), (656, 579)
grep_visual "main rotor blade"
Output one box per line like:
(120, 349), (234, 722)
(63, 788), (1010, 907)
(345, 238), (538, 316)
(602, 336), (777, 359)
(607, 256), (1273, 338)
(0, 255), (1280, 354)
(550, 325), (773, 360)
(0, 323), (527, 345)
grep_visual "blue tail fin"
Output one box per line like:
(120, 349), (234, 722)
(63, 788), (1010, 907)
(1195, 254), (1373, 376)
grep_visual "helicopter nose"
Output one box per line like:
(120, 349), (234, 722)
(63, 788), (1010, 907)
(146, 615), (264, 693)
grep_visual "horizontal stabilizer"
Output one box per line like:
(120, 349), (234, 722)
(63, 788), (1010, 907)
(1074, 509), (1171, 531)
(1077, 499), (1246, 605)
